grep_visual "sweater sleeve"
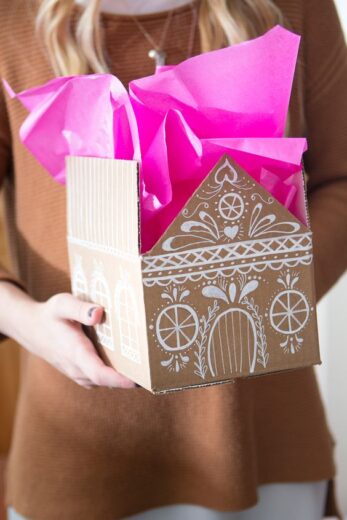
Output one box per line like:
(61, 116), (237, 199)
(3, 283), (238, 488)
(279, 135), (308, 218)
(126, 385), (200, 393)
(303, 0), (347, 300)
(0, 81), (27, 341)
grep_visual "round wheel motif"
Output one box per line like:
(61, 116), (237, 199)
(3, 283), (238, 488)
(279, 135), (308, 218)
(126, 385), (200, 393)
(218, 193), (244, 221)
(156, 304), (199, 352)
(269, 290), (309, 334)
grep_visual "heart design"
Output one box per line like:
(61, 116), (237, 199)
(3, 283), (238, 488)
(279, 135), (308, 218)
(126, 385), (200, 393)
(224, 225), (239, 240)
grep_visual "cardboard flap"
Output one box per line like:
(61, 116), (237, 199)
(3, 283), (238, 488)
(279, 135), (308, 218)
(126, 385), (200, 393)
(67, 157), (140, 254)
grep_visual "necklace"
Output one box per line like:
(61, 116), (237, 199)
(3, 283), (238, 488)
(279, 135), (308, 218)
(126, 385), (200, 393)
(132, 2), (198, 68)
(132, 10), (174, 67)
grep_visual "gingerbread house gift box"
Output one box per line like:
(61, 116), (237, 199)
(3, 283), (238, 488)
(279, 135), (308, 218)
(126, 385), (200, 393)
(66, 155), (320, 393)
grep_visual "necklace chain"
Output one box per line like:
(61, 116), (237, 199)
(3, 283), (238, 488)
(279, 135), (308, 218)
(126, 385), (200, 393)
(132, 9), (174, 53)
(132, 2), (198, 67)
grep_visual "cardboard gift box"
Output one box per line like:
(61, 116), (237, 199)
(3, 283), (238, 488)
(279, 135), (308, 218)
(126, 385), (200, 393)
(67, 154), (320, 393)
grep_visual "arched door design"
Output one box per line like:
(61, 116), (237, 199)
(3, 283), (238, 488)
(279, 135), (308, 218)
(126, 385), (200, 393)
(208, 308), (257, 376)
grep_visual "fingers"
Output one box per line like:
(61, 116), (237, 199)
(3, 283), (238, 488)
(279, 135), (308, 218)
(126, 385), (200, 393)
(84, 355), (136, 389)
(74, 377), (95, 390)
(47, 293), (136, 389)
(48, 293), (104, 326)
(76, 336), (136, 389)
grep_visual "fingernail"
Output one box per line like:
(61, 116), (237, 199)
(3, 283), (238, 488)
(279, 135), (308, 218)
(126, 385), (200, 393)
(88, 306), (98, 318)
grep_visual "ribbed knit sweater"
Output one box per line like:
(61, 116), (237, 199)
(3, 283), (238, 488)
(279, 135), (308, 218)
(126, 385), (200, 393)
(0, 0), (346, 518)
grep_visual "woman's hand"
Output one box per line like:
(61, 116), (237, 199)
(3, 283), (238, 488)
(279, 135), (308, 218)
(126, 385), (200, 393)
(0, 281), (135, 389)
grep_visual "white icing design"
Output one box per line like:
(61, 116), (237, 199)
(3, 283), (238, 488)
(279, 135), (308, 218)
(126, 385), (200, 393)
(143, 234), (313, 286)
(156, 304), (199, 351)
(194, 301), (219, 380)
(161, 160), (257, 253)
(249, 202), (301, 237)
(182, 202), (209, 218)
(90, 261), (114, 351)
(268, 272), (311, 354)
(144, 157), (311, 305)
(250, 192), (274, 205)
(115, 269), (141, 364)
(198, 158), (251, 201)
(145, 234), (312, 273)
(155, 287), (198, 373)
(200, 276), (268, 377)
(270, 290), (309, 334)
(143, 257), (313, 287)
(218, 193), (244, 221)
(162, 211), (224, 252)
(71, 254), (88, 301)
(208, 308), (257, 377)
(68, 236), (138, 261)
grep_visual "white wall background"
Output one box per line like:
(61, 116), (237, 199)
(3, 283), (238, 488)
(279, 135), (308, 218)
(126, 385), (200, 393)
(317, 3), (347, 514)
(335, 0), (347, 24)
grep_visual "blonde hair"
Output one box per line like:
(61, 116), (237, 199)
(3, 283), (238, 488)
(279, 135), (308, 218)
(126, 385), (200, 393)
(36, 0), (284, 76)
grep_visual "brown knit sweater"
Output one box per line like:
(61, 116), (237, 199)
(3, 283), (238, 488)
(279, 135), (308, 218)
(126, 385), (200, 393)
(0, 0), (347, 518)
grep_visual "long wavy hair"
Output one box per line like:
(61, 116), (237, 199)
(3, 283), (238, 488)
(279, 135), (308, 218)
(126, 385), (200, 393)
(36, 0), (284, 76)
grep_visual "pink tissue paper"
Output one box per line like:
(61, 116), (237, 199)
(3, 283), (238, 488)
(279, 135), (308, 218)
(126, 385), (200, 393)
(5, 25), (307, 252)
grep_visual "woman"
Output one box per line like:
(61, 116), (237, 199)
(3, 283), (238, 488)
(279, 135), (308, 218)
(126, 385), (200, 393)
(0, 0), (346, 519)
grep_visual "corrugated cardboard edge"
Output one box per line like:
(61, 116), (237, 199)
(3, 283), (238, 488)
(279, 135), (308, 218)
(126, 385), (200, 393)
(151, 361), (321, 395)
(299, 161), (321, 359)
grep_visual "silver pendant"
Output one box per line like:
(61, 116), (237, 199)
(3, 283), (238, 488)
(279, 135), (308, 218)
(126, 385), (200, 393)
(148, 49), (167, 67)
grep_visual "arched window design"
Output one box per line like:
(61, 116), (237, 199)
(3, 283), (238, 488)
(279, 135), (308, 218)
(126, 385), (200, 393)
(72, 255), (88, 301)
(115, 272), (141, 364)
(91, 263), (113, 351)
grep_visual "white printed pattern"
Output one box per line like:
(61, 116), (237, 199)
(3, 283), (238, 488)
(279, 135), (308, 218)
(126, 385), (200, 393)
(68, 234), (312, 288)
(71, 255), (141, 363)
(90, 262), (114, 351)
(143, 234), (312, 273)
(155, 276), (270, 378)
(143, 254), (312, 287)
(201, 278), (267, 378)
(68, 236), (139, 262)
(143, 158), (311, 288)
(159, 159), (301, 256)
(207, 308), (257, 376)
(156, 304), (199, 352)
(268, 272), (312, 354)
(270, 290), (309, 334)
(71, 255), (114, 351)
(151, 159), (312, 376)
(71, 255), (88, 301)
(157, 272), (312, 378)
(67, 157), (139, 254)
(115, 270), (141, 364)
(155, 288), (196, 372)
(218, 192), (245, 221)
(198, 158), (251, 198)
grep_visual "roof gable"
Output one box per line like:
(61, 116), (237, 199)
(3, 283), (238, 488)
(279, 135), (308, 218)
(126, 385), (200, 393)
(145, 155), (309, 258)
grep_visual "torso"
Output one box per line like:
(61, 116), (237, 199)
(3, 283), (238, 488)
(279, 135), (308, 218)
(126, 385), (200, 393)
(0, 1), (337, 518)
